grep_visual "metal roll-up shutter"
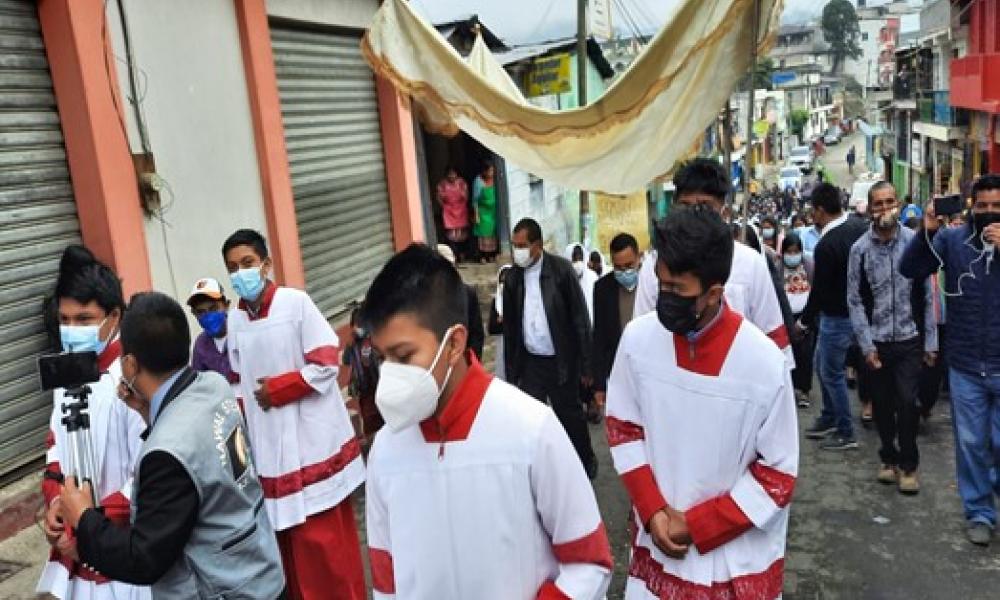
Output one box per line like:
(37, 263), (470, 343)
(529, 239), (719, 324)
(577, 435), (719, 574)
(270, 23), (394, 317)
(0, 0), (83, 477)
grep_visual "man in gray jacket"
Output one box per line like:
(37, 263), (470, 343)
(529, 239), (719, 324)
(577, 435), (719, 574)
(60, 292), (286, 599)
(847, 182), (937, 495)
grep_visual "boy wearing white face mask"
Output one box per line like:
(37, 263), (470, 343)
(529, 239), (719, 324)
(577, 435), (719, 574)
(361, 244), (611, 600)
(221, 229), (365, 600)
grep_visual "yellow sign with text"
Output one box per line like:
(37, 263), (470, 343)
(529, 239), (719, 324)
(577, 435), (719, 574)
(527, 53), (572, 97)
(593, 192), (651, 255)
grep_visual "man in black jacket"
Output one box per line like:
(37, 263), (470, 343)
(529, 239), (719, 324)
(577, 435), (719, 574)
(799, 183), (870, 451)
(437, 244), (485, 360)
(592, 233), (642, 414)
(504, 218), (597, 477)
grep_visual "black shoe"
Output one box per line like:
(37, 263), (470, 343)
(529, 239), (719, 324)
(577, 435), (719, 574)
(805, 420), (836, 440)
(820, 435), (859, 451)
(585, 459), (599, 481)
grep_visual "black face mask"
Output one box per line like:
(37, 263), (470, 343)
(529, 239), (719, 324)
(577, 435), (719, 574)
(973, 211), (1000, 234)
(656, 290), (703, 335)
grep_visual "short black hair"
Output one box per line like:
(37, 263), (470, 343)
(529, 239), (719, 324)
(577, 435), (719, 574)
(360, 243), (468, 341)
(972, 174), (1000, 202)
(513, 218), (543, 244)
(673, 158), (730, 202)
(589, 250), (602, 264)
(781, 232), (802, 254)
(810, 183), (843, 216)
(571, 245), (585, 262)
(610, 232), (639, 255)
(54, 245), (125, 315)
(654, 206), (733, 289)
(867, 180), (894, 204)
(121, 292), (191, 375)
(761, 216), (779, 228)
(222, 229), (269, 260)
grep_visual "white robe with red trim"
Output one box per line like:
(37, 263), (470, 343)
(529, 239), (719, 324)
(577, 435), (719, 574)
(37, 356), (150, 600)
(366, 360), (612, 600)
(606, 307), (798, 600)
(228, 286), (365, 531)
(634, 242), (794, 366)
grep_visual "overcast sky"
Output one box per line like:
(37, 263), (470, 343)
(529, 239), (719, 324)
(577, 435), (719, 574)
(409, 0), (907, 46)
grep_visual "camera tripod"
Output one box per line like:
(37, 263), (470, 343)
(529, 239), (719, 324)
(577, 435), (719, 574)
(61, 385), (100, 507)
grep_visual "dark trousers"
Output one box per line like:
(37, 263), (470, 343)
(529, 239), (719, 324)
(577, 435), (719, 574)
(518, 353), (595, 467)
(848, 344), (874, 404)
(791, 321), (815, 393)
(868, 338), (923, 472)
(918, 325), (946, 416)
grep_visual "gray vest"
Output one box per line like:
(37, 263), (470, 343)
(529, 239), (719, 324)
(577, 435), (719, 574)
(136, 370), (285, 599)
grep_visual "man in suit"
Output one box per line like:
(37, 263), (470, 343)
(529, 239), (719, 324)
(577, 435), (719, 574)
(59, 292), (286, 599)
(592, 233), (642, 416)
(504, 218), (598, 478)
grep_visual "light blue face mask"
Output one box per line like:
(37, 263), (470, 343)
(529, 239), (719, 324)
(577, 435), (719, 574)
(783, 254), (803, 269)
(230, 267), (265, 302)
(60, 318), (108, 354)
(614, 268), (639, 291)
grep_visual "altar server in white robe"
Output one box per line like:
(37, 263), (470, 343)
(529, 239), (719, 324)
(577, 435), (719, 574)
(223, 229), (366, 600)
(361, 243), (612, 600)
(37, 245), (149, 600)
(633, 159), (793, 366)
(607, 207), (798, 600)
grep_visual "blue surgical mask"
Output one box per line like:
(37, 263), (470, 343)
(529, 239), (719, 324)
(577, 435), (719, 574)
(614, 268), (639, 291)
(197, 310), (227, 337)
(783, 254), (803, 269)
(60, 318), (109, 354)
(230, 267), (265, 301)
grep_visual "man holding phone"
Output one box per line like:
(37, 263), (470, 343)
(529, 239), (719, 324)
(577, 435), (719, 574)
(901, 174), (1000, 546)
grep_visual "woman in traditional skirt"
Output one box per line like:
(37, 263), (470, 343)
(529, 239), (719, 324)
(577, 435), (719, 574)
(473, 162), (498, 263)
(436, 166), (470, 262)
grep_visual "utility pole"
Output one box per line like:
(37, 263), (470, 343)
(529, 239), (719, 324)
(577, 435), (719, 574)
(723, 100), (733, 218)
(741, 0), (760, 242)
(577, 0), (589, 244)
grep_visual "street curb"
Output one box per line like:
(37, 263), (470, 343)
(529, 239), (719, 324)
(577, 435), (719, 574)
(0, 474), (42, 543)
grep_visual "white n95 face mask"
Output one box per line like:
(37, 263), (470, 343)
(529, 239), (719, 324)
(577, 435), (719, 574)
(375, 327), (456, 432)
(512, 247), (533, 268)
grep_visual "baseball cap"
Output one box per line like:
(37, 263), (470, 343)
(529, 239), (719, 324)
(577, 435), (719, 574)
(187, 277), (225, 306)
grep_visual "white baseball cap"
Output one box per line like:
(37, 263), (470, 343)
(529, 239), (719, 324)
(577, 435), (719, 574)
(187, 277), (225, 306)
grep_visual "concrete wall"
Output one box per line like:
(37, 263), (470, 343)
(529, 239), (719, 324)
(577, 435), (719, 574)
(845, 18), (886, 87)
(106, 0), (268, 303)
(266, 0), (376, 29)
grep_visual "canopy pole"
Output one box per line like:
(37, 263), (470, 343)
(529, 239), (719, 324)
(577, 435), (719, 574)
(724, 100), (733, 221)
(578, 0), (590, 245)
(741, 0), (760, 243)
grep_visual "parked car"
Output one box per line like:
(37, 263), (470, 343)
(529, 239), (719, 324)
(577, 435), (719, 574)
(788, 146), (813, 173)
(823, 127), (842, 145)
(779, 166), (804, 191)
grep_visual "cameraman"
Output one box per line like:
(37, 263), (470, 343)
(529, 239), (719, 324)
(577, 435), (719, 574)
(38, 246), (148, 600)
(58, 292), (286, 598)
(900, 174), (1000, 546)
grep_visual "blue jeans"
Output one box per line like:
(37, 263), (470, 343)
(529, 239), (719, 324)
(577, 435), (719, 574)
(815, 315), (855, 438)
(949, 368), (1000, 528)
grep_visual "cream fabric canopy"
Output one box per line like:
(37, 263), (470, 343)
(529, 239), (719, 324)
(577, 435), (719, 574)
(362, 0), (783, 195)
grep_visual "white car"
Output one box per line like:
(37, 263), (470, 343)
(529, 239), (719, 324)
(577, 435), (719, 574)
(823, 127), (842, 145)
(788, 146), (813, 173)
(779, 166), (803, 191)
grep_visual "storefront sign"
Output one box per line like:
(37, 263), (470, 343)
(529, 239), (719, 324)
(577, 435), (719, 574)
(527, 53), (572, 97)
(911, 137), (923, 170)
(593, 191), (651, 254)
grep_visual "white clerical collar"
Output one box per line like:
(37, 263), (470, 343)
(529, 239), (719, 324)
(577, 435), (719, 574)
(527, 253), (544, 274)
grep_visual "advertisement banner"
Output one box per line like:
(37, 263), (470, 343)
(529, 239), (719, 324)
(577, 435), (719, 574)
(593, 191), (651, 254)
(527, 53), (572, 97)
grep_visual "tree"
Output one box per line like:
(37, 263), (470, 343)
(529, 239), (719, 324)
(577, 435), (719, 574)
(790, 108), (809, 140)
(738, 57), (776, 92)
(821, 0), (862, 75)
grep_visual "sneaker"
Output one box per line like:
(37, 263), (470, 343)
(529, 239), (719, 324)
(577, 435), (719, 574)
(877, 464), (898, 484)
(805, 420), (837, 440)
(795, 390), (811, 408)
(967, 522), (993, 546)
(820, 435), (859, 451)
(898, 471), (920, 495)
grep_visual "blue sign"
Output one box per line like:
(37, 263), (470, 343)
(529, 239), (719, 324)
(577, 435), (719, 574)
(771, 71), (796, 85)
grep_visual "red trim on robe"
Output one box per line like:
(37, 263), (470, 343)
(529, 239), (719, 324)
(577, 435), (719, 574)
(606, 416), (645, 447)
(305, 345), (340, 367)
(630, 545), (784, 600)
(266, 371), (314, 408)
(673, 306), (743, 377)
(750, 461), (796, 508)
(97, 340), (121, 373)
(766, 325), (791, 350)
(685, 494), (753, 555)
(620, 465), (668, 527)
(369, 548), (395, 594)
(47, 491), (133, 585)
(238, 281), (277, 321)
(536, 580), (571, 600)
(551, 523), (613, 570)
(419, 353), (493, 443)
(259, 438), (362, 499)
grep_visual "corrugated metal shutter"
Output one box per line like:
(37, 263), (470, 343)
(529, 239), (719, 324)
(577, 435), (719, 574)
(270, 23), (394, 317)
(0, 0), (83, 476)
